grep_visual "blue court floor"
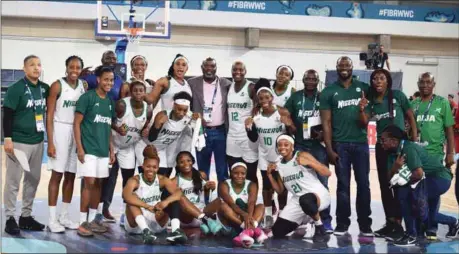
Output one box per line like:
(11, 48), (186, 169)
(2, 196), (458, 253)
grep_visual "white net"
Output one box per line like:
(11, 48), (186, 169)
(125, 27), (143, 53)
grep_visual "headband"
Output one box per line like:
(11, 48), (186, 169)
(277, 134), (295, 145)
(256, 87), (274, 96)
(174, 99), (190, 106)
(174, 56), (189, 65)
(231, 162), (247, 171)
(131, 55), (148, 67)
(276, 65), (293, 78)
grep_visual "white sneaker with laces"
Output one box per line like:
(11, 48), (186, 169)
(302, 223), (315, 239)
(48, 221), (66, 233)
(59, 215), (79, 230)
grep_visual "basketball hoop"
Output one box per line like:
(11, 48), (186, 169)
(125, 27), (143, 44)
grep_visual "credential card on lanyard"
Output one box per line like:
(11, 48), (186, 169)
(302, 94), (318, 139)
(204, 79), (219, 123)
(25, 81), (45, 132)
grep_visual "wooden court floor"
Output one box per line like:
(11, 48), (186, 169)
(1, 148), (457, 213)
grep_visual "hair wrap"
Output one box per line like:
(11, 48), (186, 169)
(231, 162), (247, 171)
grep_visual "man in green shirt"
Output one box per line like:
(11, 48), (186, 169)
(319, 56), (372, 236)
(3, 55), (49, 235)
(411, 72), (455, 169)
(284, 69), (332, 233)
(380, 124), (457, 246)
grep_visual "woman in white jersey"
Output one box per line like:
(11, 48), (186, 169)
(123, 145), (187, 244)
(226, 61), (258, 184)
(148, 91), (199, 177)
(112, 81), (152, 225)
(271, 65), (295, 107)
(46, 56), (86, 233)
(129, 55), (155, 93)
(218, 162), (268, 248)
(267, 135), (330, 242)
(171, 151), (223, 235)
(245, 78), (296, 229)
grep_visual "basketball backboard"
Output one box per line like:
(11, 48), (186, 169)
(95, 0), (171, 40)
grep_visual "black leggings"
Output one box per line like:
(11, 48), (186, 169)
(121, 168), (135, 203)
(161, 189), (180, 219)
(227, 155), (258, 184)
(158, 167), (174, 178)
(271, 217), (299, 238)
(375, 142), (402, 221)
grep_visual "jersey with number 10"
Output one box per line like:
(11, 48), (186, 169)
(254, 106), (285, 165)
(227, 80), (253, 140)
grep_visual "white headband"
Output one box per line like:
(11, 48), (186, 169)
(231, 162), (247, 171)
(257, 87), (274, 96)
(174, 56), (189, 65)
(174, 99), (190, 106)
(131, 55), (148, 67)
(277, 65), (293, 77)
(277, 134), (295, 145)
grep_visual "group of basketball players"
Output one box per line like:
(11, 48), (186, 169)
(3, 51), (458, 248)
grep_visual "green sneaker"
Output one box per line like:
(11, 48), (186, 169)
(142, 228), (158, 244)
(167, 229), (188, 244)
(200, 222), (210, 235)
(207, 218), (223, 235)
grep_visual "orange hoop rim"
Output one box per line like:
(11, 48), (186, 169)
(126, 27), (143, 37)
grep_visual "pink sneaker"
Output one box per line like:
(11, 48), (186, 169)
(253, 228), (268, 244)
(233, 235), (243, 247)
(238, 229), (255, 248)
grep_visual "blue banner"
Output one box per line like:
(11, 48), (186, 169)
(170, 0), (458, 24)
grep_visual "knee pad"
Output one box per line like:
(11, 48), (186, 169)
(299, 193), (318, 216)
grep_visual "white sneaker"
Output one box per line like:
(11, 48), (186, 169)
(302, 223), (315, 239)
(48, 221), (65, 233)
(58, 215), (79, 230)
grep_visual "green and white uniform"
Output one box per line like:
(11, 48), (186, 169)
(177, 174), (206, 210)
(124, 174), (167, 234)
(411, 95), (454, 158)
(161, 78), (192, 111)
(253, 105), (285, 170)
(227, 80), (258, 162)
(151, 110), (192, 168)
(271, 80), (294, 107)
(75, 89), (115, 178)
(112, 97), (148, 169)
(276, 152), (330, 223)
(48, 78), (85, 173)
(319, 79), (370, 143)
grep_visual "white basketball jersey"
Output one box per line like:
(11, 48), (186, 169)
(254, 106), (286, 166)
(54, 78), (85, 124)
(135, 174), (162, 206)
(177, 174), (206, 208)
(276, 152), (328, 198)
(113, 98), (148, 149)
(161, 78), (192, 111)
(226, 179), (251, 203)
(151, 110), (191, 151)
(227, 80), (253, 139)
(271, 80), (293, 107)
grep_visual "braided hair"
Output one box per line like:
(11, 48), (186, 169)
(175, 151), (202, 195)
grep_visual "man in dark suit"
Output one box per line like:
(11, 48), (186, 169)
(188, 57), (231, 183)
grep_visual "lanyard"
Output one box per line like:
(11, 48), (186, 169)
(397, 140), (405, 156)
(302, 92), (318, 122)
(414, 95), (435, 128)
(210, 78), (219, 107)
(24, 78), (43, 113)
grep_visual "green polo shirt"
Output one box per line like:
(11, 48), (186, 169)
(388, 140), (452, 181)
(284, 89), (322, 149)
(75, 90), (115, 157)
(3, 77), (50, 144)
(366, 90), (411, 140)
(319, 79), (369, 143)
(411, 95), (454, 156)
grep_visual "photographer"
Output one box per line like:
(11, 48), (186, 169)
(372, 45), (391, 71)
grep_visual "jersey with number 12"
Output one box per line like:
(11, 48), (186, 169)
(227, 80), (253, 139)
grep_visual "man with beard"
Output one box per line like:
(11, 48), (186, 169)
(80, 50), (127, 223)
(284, 69), (333, 233)
(319, 57), (373, 236)
(188, 58), (232, 183)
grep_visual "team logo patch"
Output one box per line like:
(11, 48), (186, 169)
(356, 87), (361, 92)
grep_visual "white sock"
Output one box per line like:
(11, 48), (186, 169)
(240, 222), (245, 229)
(253, 221), (258, 228)
(80, 212), (88, 225)
(88, 209), (97, 222)
(198, 213), (205, 219)
(265, 207), (272, 217)
(314, 219), (323, 226)
(61, 202), (70, 217)
(171, 218), (180, 232)
(97, 203), (103, 214)
(49, 206), (57, 223)
(135, 215), (149, 231)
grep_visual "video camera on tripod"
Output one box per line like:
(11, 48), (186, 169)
(359, 43), (380, 70)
